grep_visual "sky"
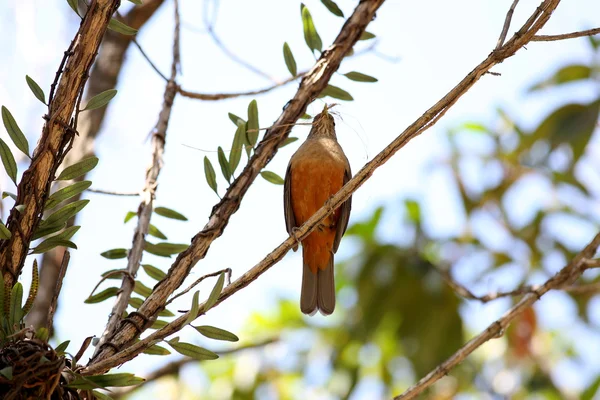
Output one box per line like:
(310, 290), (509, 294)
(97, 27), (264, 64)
(1, 0), (600, 398)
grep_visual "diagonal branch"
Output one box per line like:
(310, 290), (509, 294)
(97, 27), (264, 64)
(93, 0), (181, 356)
(393, 231), (600, 399)
(0, 0), (121, 289)
(532, 26), (600, 41)
(85, 0), (565, 374)
(87, 0), (387, 368)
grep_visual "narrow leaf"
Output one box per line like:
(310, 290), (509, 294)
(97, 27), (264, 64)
(321, 0), (344, 17)
(229, 123), (245, 174)
(45, 180), (91, 210)
(150, 319), (168, 329)
(0, 221), (11, 240)
(194, 325), (239, 342)
(144, 242), (188, 257)
(283, 42), (297, 76)
(142, 264), (166, 281)
(260, 171), (285, 185)
(0, 367), (12, 380)
(154, 206), (188, 221)
(217, 147), (232, 183)
(22, 260), (38, 317)
(100, 248), (128, 259)
(57, 156), (99, 180)
(344, 71), (378, 82)
(68, 373), (144, 389)
(42, 199), (89, 227)
(128, 0), (143, 4)
(51, 225), (81, 241)
(9, 282), (23, 326)
(204, 156), (218, 195)
(66, 0), (79, 16)
(185, 291), (200, 325)
(32, 222), (65, 241)
(2, 106), (30, 157)
(143, 344), (171, 356)
(318, 84), (353, 101)
(92, 391), (114, 400)
(148, 224), (167, 240)
(25, 76), (46, 104)
(158, 308), (175, 317)
(2, 192), (16, 201)
(205, 272), (225, 312)
(32, 238), (77, 254)
(0, 138), (17, 184)
(107, 19), (138, 36)
(228, 113), (246, 126)
(300, 113), (312, 119)
(301, 5), (322, 52)
(278, 137), (299, 149)
(246, 100), (259, 147)
(128, 297), (144, 309)
(82, 89), (118, 111)
(133, 281), (152, 298)
(124, 211), (137, 223)
(168, 341), (219, 360)
(55, 340), (70, 354)
(359, 31), (376, 41)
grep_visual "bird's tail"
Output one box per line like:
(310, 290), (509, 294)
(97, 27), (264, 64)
(300, 246), (335, 316)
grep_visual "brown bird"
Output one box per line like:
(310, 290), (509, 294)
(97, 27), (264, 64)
(284, 105), (352, 316)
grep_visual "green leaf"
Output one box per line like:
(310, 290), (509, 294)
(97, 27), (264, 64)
(133, 281), (152, 298)
(66, 0), (79, 16)
(128, 297), (143, 309)
(32, 222), (66, 241)
(14, 205), (24, 213)
(300, 113), (312, 119)
(404, 199), (421, 224)
(57, 156), (99, 180)
(92, 391), (114, 400)
(278, 137), (299, 149)
(246, 100), (259, 147)
(42, 199), (89, 227)
(260, 171), (285, 185)
(150, 319), (168, 329)
(45, 181), (91, 210)
(194, 325), (239, 342)
(84, 287), (120, 304)
(0, 366), (12, 380)
(158, 308), (175, 317)
(321, 0), (344, 17)
(583, 375), (600, 400)
(168, 341), (219, 360)
(529, 64), (592, 91)
(68, 373), (144, 390)
(154, 206), (188, 221)
(9, 282), (23, 326)
(128, 0), (143, 4)
(148, 224), (167, 240)
(283, 42), (298, 76)
(229, 123), (245, 175)
(52, 225), (81, 241)
(2, 107), (29, 157)
(0, 138), (17, 184)
(143, 344), (171, 356)
(55, 340), (70, 354)
(32, 238), (77, 254)
(124, 211), (137, 223)
(228, 113), (246, 127)
(205, 272), (225, 312)
(107, 19), (138, 36)
(217, 147), (232, 184)
(142, 264), (166, 281)
(359, 31), (376, 41)
(318, 84), (353, 101)
(144, 242), (189, 257)
(82, 90), (117, 111)
(185, 291), (200, 325)
(25, 75), (46, 105)
(100, 248), (128, 259)
(301, 5), (323, 53)
(0, 221), (11, 240)
(204, 156), (218, 195)
(344, 71), (378, 82)
(2, 191), (16, 201)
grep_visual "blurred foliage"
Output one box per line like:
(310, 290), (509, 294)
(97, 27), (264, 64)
(124, 39), (600, 400)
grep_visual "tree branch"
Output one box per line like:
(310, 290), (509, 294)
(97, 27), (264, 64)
(0, 0), (122, 289)
(86, 0), (387, 369)
(495, 0), (520, 50)
(532, 26), (600, 41)
(93, 0), (181, 357)
(393, 231), (600, 399)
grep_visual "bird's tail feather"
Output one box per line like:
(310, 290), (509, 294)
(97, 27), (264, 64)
(300, 249), (335, 316)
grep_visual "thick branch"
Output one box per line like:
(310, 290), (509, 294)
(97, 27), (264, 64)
(93, 0), (181, 356)
(27, 0), (166, 331)
(393, 231), (600, 399)
(87, 0), (386, 367)
(0, 0), (122, 288)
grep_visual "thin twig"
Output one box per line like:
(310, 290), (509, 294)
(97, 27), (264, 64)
(532, 27), (600, 41)
(393, 231), (600, 399)
(167, 268), (232, 306)
(132, 38), (169, 82)
(93, 0), (182, 357)
(85, 0), (564, 372)
(87, 188), (139, 196)
(111, 337), (278, 399)
(495, 0), (520, 50)
(46, 250), (70, 335)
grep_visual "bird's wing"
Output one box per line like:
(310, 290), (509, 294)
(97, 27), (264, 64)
(333, 165), (352, 253)
(284, 163), (297, 235)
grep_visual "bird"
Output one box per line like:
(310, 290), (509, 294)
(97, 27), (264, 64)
(284, 105), (352, 316)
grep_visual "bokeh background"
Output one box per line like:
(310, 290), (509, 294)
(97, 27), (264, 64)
(1, 0), (600, 398)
